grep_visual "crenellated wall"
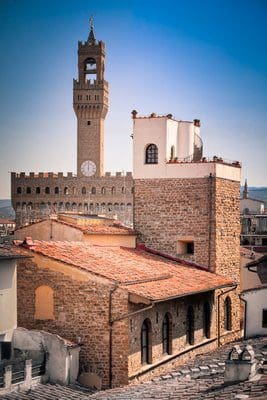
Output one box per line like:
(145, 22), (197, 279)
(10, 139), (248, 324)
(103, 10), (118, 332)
(11, 172), (134, 228)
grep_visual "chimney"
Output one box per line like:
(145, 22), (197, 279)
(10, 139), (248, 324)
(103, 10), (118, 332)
(224, 345), (258, 383)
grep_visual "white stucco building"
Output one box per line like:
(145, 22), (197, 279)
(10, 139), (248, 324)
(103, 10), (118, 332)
(240, 255), (267, 338)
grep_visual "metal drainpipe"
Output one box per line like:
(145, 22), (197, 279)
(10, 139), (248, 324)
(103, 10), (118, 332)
(217, 284), (237, 347)
(108, 284), (154, 388)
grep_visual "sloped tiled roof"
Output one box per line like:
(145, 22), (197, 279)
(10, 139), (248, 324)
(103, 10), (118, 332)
(15, 218), (136, 236)
(22, 241), (233, 301)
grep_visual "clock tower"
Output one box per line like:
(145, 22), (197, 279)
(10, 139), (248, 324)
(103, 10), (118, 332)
(73, 19), (109, 178)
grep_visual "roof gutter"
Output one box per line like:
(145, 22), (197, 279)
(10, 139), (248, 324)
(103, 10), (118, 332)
(151, 283), (236, 304)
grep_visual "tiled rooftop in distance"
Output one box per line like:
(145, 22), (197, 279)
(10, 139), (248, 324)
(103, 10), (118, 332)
(15, 217), (136, 236)
(0, 245), (30, 259)
(23, 241), (233, 301)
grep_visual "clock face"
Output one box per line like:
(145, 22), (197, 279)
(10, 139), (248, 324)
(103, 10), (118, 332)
(81, 160), (96, 177)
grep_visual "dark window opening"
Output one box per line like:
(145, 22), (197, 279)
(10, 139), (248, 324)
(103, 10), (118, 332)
(17, 187), (22, 194)
(203, 302), (211, 339)
(0, 342), (12, 361)
(145, 144), (158, 164)
(45, 187), (50, 194)
(186, 306), (194, 345)
(82, 187), (86, 195)
(54, 187), (59, 194)
(26, 187), (31, 194)
(87, 121), (91, 126)
(141, 319), (152, 364)
(36, 187), (41, 194)
(224, 297), (232, 331)
(64, 187), (69, 195)
(162, 313), (172, 355)
(91, 187), (96, 195)
(187, 242), (194, 254)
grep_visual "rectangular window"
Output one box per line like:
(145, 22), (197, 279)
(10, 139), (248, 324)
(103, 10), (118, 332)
(177, 239), (194, 256)
(262, 309), (267, 328)
(87, 121), (91, 126)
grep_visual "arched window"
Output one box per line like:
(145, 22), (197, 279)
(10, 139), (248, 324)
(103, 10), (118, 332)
(101, 187), (106, 195)
(141, 318), (152, 364)
(170, 145), (175, 160)
(26, 187), (31, 194)
(162, 313), (172, 355)
(203, 302), (211, 339)
(186, 306), (194, 345)
(111, 187), (116, 195)
(91, 187), (96, 195)
(54, 187), (59, 194)
(36, 187), (40, 194)
(145, 144), (158, 164)
(224, 297), (232, 331)
(107, 202), (113, 211)
(45, 187), (50, 194)
(34, 285), (54, 320)
(64, 187), (69, 195)
(85, 57), (96, 71)
(82, 186), (86, 195)
(121, 186), (126, 194)
(65, 202), (70, 211)
(127, 203), (132, 212)
(114, 203), (119, 211)
(17, 187), (22, 194)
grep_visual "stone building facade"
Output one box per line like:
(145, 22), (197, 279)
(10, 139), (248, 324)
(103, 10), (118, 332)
(11, 23), (133, 228)
(15, 241), (233, 389)
(132, 113), (242, 346)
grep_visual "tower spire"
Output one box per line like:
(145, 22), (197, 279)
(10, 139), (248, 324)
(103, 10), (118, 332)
(87, 16), (96, 45)
(243, 179), (249, 199)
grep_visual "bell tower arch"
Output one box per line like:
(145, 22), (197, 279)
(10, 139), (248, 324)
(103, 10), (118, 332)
(73, 19), (108, 178)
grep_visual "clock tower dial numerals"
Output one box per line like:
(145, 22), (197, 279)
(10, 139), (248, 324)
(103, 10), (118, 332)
(81, 160), (96, 177)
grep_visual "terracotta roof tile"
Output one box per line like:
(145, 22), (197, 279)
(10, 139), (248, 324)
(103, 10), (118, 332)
(15, 218), (136, 236)
(22, 241), (233, 301)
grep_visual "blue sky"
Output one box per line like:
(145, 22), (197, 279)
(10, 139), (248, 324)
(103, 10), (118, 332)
(0, 0), (266, 198)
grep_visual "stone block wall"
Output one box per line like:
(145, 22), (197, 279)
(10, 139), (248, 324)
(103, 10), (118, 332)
(128, 292), (215, 378)
(16, 257), (129, 389)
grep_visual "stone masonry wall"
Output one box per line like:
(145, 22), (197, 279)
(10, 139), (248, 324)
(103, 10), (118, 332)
(128, 292), (215, 378)
(16, 257), (130, 389)
(134, 176), (241, 347)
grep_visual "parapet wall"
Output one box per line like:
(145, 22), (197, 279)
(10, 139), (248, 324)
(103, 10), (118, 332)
(11, 171), (132, 180)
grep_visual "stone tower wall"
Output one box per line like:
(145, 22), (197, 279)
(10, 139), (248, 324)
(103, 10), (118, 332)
(134, 175), (241, 344)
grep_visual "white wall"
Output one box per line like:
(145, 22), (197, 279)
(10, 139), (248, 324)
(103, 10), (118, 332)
(0, 259), (17, 341)
(13, 328), (80, 385)
(241, 288), (267, 337)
